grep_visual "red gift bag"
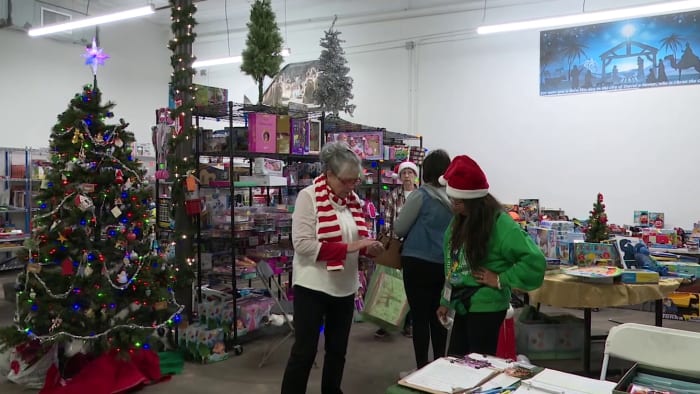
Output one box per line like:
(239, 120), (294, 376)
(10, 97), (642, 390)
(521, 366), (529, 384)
(496, 305), (516, 360)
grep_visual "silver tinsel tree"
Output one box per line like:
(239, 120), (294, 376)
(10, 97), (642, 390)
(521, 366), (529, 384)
(314, 16), (356, 117)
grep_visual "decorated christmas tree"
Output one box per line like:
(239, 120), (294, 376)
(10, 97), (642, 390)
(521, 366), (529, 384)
(314, 16), (356, 117)
(585, 193), (610, 243)
(0, 80), (183, 356)
(240, 0), (284, 104)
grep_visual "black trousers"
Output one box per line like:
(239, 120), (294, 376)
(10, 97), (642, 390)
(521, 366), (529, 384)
(448, 309), (507, 357)
(281, 285), (355, 394)
(402, 257), (447, 369)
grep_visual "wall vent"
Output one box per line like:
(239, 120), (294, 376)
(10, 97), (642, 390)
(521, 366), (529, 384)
(41, 6), (70, 28)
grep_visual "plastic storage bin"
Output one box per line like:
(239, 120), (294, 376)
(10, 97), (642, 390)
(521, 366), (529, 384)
(515, 305), (584, 360)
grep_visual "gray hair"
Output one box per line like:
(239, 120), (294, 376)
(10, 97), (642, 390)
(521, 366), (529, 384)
(320, 141), (362, 176)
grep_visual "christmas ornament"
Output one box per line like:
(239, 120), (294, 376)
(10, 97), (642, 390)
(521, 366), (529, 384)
(111, 206), (122, 218)
(40, 179), (50, 190)
(74, 194), (94, 212)
(114, 137), (124, 148)
(123, 257), (131, 266)
(145, 289), (152, 297)
(117, 270), (129, 284)
(72, 129), (83, 144)
(115, 169), (124, 184)
(49, 317), (62, 333)
(123, 178), (133, 190)
(154, 301), (168, 311)
(85, 309), (95, 319)
(82, 37), (110, 75)
(80, 183), (96, 193)
(57, 234), (68, 244)
(64, 339), (89, 358)
(29, 289), (36, 299)
(130, 251), (139, 260)
(50, 220), (60, 232)
(83, 265), (93, 277)
(61, 258), (74, 276)
(126, 232), (137, 241)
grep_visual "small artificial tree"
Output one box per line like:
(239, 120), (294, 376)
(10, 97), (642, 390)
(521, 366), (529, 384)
(314, 16), (356, 117)
(240, 0), (284, 105)
(0, 83), (183, 356)
(585, 193), (610, 243)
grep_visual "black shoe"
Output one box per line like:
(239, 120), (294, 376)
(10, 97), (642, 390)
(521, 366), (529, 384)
(374, 328), (389, 338)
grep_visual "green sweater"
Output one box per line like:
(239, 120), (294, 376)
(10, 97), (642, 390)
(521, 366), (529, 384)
(440, 213), (546, 314)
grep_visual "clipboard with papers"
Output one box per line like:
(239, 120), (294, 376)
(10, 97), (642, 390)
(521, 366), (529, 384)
(397, 356), (522, 394)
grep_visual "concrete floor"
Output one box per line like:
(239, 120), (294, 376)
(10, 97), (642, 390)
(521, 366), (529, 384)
(1, 271), (700, 393)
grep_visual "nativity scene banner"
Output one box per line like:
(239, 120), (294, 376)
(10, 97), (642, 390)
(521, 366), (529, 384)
(540, 10), (700, 96)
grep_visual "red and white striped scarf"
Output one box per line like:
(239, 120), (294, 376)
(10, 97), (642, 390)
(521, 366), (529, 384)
(314, 174), (369, 271)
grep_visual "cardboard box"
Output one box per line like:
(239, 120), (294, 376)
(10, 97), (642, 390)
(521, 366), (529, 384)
(248, 113), (277, 153)
(253, 158), (284, 177)
(290, 118), (308, 155)
(199, 163), (230, 187)
(614, 363), (700, 393)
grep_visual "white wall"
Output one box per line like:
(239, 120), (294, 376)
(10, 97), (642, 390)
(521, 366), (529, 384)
(2, 0), (698, 227)
(193, 0), (699, 227)
(0, 18), (170, 149)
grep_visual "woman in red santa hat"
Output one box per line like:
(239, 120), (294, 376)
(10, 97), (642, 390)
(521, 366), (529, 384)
(436, 155), (546, 356)
(374, 160), (419, 339)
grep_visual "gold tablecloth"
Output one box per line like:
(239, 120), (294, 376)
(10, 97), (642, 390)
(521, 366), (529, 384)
(528, 274), (681, 309)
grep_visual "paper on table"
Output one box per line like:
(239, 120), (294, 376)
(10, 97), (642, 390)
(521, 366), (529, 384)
(402, 358), (497, 393)
(481, 373), (521, 390)
(513, 368), (616, 394)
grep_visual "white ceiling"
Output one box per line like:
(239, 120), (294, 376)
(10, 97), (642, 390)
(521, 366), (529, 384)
(40, 0), (557, 33)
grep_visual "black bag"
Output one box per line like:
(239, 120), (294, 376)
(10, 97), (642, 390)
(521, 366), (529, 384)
(450, 286), (483, 311)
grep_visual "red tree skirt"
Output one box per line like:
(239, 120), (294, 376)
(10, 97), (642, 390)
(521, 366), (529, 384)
(40, 349), (170, 394)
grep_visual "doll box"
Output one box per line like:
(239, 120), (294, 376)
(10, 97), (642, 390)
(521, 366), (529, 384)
(248, 113), (277, 153)
(290, 118), (308, 155)
(276, 115), (291, 154)
(327, 131), (383, 160)
(237, 296), (275, 332)
(253, 158), (285, 177)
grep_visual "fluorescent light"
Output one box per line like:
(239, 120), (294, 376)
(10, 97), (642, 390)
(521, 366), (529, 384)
(193, 56), (243, 68)
(477, 0), (700, 34)
(28, 5), (154, 37)
(193, 48), (292, 68)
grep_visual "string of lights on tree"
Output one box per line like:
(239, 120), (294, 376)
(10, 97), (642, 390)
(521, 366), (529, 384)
(0, 40), (183, 354)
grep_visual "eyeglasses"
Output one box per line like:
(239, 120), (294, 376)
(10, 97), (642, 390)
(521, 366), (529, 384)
(338, 177), (361, 186)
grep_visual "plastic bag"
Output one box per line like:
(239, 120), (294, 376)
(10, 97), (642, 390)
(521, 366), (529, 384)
(361, 265), (409, 331)
(6, 342), (58, 388)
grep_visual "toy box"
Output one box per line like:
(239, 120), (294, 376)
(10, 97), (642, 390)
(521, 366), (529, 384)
(327, 131), (383, 160)
(200, 129), (228, 153)
(663, 292), (700, 322)
(229, 127), (248, 151)
(238, 175), (287, 187)
(659, 261), (700, 278)
(199, 162), (230, 187)
(248, 113), (277, 153)
(178, 322), (228, 363)
(193, 84), (228, 107)
(290, 118), (308, 155)
(308, 119), (321, 154)
(254, 157), (284, 177)
(528, 227), (582, 260)
(568, 242), (617, 266)
(237, 295), (275, 333)
(276, 115), (291, 154)
(515, 305), (583, 360)
(620, 269), (660, 284)
(518, 199), (540, 224)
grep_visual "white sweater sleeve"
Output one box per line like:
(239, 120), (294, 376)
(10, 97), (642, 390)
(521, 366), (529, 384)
(291, 189), (321, 259)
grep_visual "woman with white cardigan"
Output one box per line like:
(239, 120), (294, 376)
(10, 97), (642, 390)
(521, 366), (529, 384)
(281, 142), (384, 394)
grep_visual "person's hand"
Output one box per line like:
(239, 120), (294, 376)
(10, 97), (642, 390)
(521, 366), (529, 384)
(348, 239), (379, 253)
(436, 306), (449, 323)
(365, 241), (385, 257)
(473, 268), (500, 289)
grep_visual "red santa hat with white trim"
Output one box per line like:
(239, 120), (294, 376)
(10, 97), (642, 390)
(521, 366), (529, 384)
(392, 161), (419, 179)
(439, 155), (489, 199)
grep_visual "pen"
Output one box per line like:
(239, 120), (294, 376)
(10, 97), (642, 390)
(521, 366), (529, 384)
(518, 381), (565, 394)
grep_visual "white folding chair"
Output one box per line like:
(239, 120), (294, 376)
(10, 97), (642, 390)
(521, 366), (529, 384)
(600, 323), (700, 380)
(256, 260), (295, 368)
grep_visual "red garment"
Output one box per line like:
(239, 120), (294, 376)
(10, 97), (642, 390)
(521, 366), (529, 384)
(496, 317), (517, 360)
(40, 349), (169, 394)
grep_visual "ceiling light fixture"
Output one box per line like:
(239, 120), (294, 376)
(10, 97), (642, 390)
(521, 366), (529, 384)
(193, 48), (291, 68)
(28, 5), (155, 37)
(477, 0), (700, 35)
